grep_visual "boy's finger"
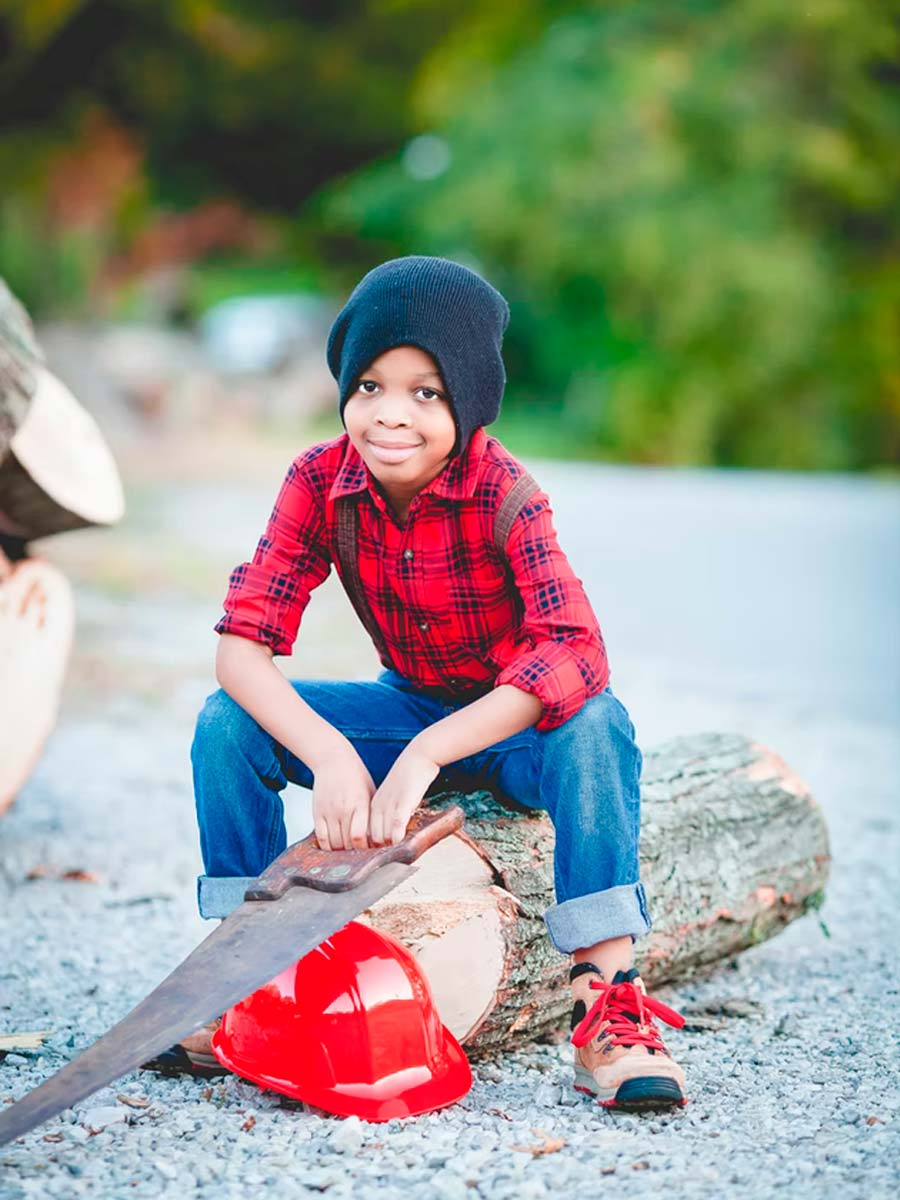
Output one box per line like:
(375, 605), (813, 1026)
(340, 809), (359, 852)
(330, 816), (346, 852)
(368, 806), (385, 847)
(389, 813), (408, 846)
(315, 820), (331, 852)
(348, 805), (369, 850)
(334, 811), (349, 852)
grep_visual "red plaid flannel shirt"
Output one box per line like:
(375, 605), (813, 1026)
(215, 427), (609, 730)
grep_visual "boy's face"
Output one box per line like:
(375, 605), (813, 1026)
(343, 345), (457, 509)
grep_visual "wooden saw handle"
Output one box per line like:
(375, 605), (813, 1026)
(244, 804), (465, 899)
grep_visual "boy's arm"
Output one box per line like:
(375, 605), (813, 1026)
(491, 490), (608, 731)
(412, 683), (543, 766)
(216, 634), (348, 771)
(217, 635), (377, 852)
(216, 452), (332, 656)
(368, 684), (542, 847)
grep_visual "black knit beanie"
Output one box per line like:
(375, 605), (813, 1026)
(326, 256), (510, 459)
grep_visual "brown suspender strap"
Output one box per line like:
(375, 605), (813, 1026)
(334, 495), (394, 667)
(493, 471), (540, 556)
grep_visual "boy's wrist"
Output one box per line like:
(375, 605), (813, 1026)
(403, 734), (444, 768)
(411, 686), (542, 768)
(301, 724), (353, 772)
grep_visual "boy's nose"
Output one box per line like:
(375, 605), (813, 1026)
(374, 399), (412, 426)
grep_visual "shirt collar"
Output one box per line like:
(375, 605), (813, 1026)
(328, 427), (487, 504)
(328, 437), (368, 500)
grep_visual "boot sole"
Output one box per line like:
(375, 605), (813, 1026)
(574, 1066), (687, 1111)
(139, 1044), (229, 1079)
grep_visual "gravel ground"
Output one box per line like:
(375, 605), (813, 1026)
(1, 432), (899, 1199)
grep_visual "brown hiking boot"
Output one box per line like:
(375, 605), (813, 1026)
(139, 1017), (227, 1078)
(569, 964), (687, 1110)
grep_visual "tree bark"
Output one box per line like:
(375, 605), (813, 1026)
(0, 279), (42, 459)
(359, 732), (830, 1059)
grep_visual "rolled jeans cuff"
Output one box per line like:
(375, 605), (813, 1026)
(543, 881), (652, 955)
(198, 874), (257, 919)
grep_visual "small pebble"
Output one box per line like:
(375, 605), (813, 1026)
(329, 1114), (365, 1154)
(81, 1105), (127, 1133)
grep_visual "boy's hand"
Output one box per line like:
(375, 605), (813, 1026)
(311, 746), (377, 852)
(369, 744), (441, 847)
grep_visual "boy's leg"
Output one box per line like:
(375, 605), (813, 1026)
(191, 672), (445, 918)
(482, 685), (650, 957)
(539, 687), (649, 959)
(481, 686), (686, 1109)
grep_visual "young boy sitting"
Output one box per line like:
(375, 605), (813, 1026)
(171, 256), (686, 1110)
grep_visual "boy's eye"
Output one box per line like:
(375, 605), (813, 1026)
(417, 387), (442, 401)
(358, 380), (379, 394)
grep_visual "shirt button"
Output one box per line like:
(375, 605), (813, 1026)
(419, 621), (429, 632)
(403, 549), (414, 560)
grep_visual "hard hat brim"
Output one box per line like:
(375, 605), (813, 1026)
(211, 1018), (472, 1122)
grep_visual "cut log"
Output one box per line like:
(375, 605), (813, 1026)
(357, 732), (830, 1059)
(0, 558), (75, 817)
(0, 364), (125, 539)
(1, 276), (125, 538)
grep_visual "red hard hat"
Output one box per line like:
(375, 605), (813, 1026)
(211, 920), (472, 1122)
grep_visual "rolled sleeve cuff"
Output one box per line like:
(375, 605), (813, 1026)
(197, 875), (257, 919)
(495, 644), (590, 731)
(543, 881), (653, 955)
(214, 614), (292, 657)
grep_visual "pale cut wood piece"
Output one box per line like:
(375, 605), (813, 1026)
(0, 559), (75, 816)
(0, 365), (125, 539)
(0, 1032), (52, 1053)
(360, 732), (830, 1058)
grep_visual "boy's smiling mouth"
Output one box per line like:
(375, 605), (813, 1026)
(366, 438), (424, 464)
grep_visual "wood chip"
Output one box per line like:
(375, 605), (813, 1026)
(25, 864), (101, 883)
(0, 1031), (52, 1052)
(510, 1129), (566, 1157)
(42, 1133), (64, 1143)
(116, 1094), (150, 1109)
(867, 1115), (884, 1126)
(241, 1115), (256, 1132)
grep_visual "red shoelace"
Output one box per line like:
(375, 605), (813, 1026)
(571, 977), (686, 1051)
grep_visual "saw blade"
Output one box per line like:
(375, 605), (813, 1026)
(0, 860), (415, 1146)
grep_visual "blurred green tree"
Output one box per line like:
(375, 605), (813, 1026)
(0, 0), (573, 312)
(0, 0), (553, 210)
(317, 2), (900, 469)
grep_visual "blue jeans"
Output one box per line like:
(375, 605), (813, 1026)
(192, 667), (651, 956)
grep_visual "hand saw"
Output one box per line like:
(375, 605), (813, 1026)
(0, 804), (464, 1146)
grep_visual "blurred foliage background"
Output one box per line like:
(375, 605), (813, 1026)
(0, 0), (897, 470)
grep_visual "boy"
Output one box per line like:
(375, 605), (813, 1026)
(175, 256), (686, 1109)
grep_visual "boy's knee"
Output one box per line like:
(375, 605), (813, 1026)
(561, 686), (628, 739)
(193, 687), (256, 752)
(544, 690), (637, 762)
